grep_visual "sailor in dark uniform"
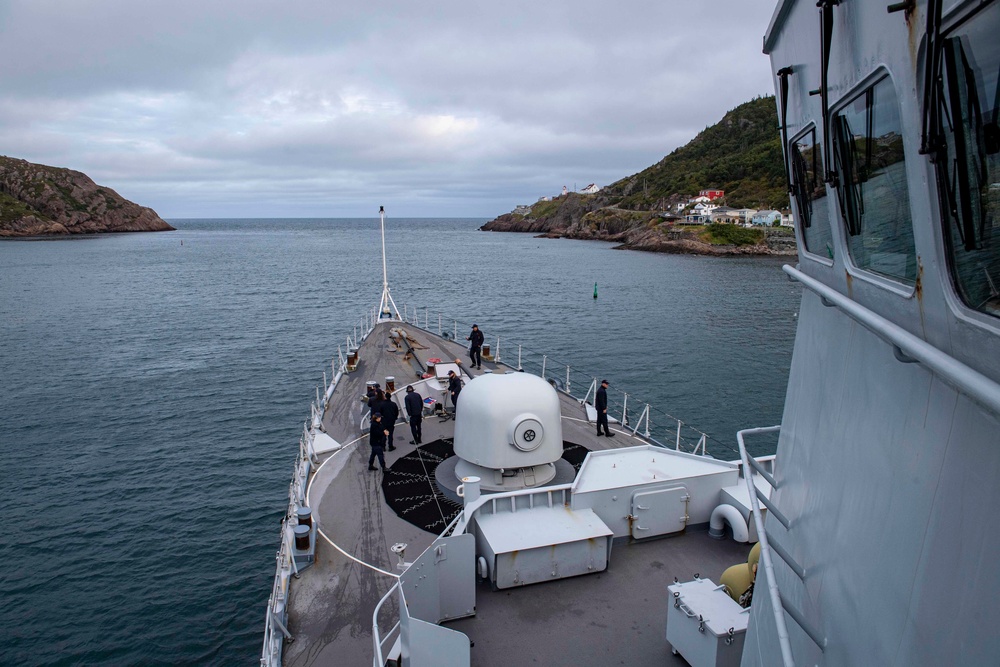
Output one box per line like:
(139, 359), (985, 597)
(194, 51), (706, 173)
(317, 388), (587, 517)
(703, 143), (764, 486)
(466, 324), (485, 370)
(404, 385), (424, 445)
(368, 413), (389, 471)
(379, 390), (399, 451)
(596, 379), (614, 437)
(362, 382), (380, 421)
(447, 370), (462, 412)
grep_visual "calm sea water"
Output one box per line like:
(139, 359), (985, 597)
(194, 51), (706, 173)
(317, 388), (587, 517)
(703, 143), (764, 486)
(0, 218), (800, 665)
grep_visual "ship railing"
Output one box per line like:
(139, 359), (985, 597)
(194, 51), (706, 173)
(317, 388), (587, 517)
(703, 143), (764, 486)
(451, 483), (574, 536)
(371, 485), (573, 666)
(784, 265), (1000, 416)
(398, 306), (731, 458)
(372, 525), (476, 667)
(372, 581), (401, 667)
(262, 305), (384, 667)
(738, 425), (827, 667)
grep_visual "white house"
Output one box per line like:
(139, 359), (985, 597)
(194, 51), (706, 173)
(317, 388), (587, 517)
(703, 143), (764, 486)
(710, 206), (741, 224)
(685, 202), (718, 224)
(690, 195), (711, 204)
(581, 183), (601, 194)
(562, 186), (568, 196)
(780, 210), (794, 227)
(735, 208), (758, 223)
(751, 209), (782, 226)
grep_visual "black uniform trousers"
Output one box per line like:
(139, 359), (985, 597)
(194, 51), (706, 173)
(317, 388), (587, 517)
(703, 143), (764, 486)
(368, 445), (386, 469)
(597, 410), (611, 435)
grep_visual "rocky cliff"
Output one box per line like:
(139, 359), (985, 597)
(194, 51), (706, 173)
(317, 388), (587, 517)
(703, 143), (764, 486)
(481, 95), (797, 257)
(482, 193), (796, 256)
(0, 156), (174, 237)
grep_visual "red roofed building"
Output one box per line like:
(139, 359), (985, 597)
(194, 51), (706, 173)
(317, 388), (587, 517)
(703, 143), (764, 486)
(699, 189), (725, 200)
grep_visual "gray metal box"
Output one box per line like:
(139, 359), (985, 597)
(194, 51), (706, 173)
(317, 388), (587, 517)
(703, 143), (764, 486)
(666, 578), (748, 667)
(475, 506), (612, 589)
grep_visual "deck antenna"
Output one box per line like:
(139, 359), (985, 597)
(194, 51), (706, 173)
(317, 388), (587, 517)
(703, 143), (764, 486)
(377, 205), (401, 320)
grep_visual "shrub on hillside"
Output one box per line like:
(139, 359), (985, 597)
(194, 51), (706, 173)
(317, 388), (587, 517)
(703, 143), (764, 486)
(701, 223), (764, 246)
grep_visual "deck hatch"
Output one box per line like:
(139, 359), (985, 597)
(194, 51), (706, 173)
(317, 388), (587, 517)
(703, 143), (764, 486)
(631, 486), (689, 538)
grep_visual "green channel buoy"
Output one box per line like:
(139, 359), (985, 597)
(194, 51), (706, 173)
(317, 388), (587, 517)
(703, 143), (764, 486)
(593, 282), (598, 299)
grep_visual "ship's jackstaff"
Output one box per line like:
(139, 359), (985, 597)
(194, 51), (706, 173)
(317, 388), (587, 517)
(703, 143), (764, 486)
(377, 205), (400, 319)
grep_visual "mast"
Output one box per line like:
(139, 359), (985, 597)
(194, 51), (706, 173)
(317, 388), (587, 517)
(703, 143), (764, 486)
(377, 205), (400, 319)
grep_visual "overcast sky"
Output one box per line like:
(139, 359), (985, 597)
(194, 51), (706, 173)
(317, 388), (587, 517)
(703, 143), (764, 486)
(0, 1), (779, 218)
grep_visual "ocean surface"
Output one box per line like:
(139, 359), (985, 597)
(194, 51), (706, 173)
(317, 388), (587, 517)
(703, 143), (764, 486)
(0, 218), (800, 665)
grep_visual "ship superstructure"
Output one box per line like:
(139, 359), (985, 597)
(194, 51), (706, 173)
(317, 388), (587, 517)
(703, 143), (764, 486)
(749, 0), (1000, 664)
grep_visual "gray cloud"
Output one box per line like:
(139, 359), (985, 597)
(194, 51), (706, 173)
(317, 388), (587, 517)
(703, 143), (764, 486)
(0, 0), (779, 217)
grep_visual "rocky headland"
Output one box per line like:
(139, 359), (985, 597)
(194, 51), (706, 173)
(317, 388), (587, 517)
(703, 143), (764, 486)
(481, 194), (797, 257)
(481, 95), (797, 257)
(0, 156), (173, 237)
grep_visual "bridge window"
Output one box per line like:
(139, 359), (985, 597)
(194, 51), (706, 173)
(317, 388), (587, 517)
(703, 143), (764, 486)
(832, 76), (917, 285)
(790, 126), (834, 259)
(935, 2), (1000, 318)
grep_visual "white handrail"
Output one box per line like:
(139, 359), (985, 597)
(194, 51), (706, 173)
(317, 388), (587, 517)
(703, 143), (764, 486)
(784, 265), (1000, 416)
(737, 425), (793, 667)
(739, 426), (827, 655)
(399, 308), (720, 456)
(262, 305), (381, 667)
(372, 581), (401, 667)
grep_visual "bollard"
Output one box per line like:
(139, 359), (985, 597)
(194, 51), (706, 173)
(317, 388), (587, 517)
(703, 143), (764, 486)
(385, 376), (396, 393)
(294, 524), (310, 551)
(296, 506), (312, 529)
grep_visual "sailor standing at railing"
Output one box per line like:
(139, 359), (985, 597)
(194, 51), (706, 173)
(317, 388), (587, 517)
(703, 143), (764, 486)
(466, 324), (484, 370)
(596, 379), (615, 437)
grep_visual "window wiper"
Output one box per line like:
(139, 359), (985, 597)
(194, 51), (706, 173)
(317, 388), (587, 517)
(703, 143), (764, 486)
(988, 60), (1000, 155)
(834, 115), (864, 235)
(791, 143), (812, 228)
(941, 36), (988, 251)
(819, 1), (841, 185)
(863, 88), (874, 182)
(920, 0), (943, 158)
(778, 66), (794, 195)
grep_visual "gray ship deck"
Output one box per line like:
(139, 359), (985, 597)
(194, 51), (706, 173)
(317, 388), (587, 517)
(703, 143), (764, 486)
(282, 321), (751, 666)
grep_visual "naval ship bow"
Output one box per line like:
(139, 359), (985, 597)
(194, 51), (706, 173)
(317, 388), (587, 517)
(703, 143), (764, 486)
(263, 0), (1000, 663)
(261, 207), (770, 666)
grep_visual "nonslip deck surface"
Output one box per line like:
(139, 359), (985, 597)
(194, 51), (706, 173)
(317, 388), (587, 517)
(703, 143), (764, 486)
(282, 321), (748, 666)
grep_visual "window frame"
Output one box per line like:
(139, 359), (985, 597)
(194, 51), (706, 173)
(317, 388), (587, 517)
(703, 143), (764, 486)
(932, 0), (1000, 323)
(788, 123), (835, 266)
(829, 67), (918, 297)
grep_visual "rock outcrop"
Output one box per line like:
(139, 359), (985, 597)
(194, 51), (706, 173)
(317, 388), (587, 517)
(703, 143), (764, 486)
(0, 156), (174, 237)
(480, 94), (799, 258)
(482, 193), (796, 257)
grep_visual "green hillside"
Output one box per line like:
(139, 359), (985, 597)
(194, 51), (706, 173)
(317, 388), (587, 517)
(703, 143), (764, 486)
(606, 96), (789, 211)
